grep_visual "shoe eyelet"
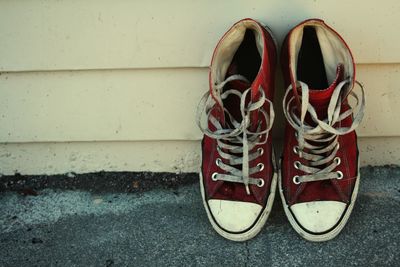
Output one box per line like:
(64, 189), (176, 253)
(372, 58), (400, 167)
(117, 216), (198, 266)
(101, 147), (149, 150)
(336, 171), (344, 180)
(257, 163), (264, 172)
(337, 143), (340, 149)
(294, 132), (298, 138)
(215, 158), (221, 166)
(294, 161), (301, 169)
(257, 178), (265, 188)
(293, 146), (299, 154)
(211, 172), (218, 181)
(293, 175), (300, 185)
(334, 157), (341, 166)
(257, 147), (264, 156)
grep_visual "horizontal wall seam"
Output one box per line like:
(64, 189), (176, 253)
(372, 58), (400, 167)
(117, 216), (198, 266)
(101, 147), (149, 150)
(0, 63), (399, 74)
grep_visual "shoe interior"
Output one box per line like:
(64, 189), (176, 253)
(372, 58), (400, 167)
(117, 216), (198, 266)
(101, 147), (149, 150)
(223, 29), (261, 123)
(223, 29), (261, 122)
(210, 20), (264, 87)
(210, 21), (264, 124)
(289, 21), (354, 91)
(228, 29), (261, 83)
(296, 26), (329, 90)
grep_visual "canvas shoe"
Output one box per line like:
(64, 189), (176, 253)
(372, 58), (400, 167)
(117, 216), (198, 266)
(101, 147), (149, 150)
(196, 18), (277, 241)
(279, 19), (365, 241)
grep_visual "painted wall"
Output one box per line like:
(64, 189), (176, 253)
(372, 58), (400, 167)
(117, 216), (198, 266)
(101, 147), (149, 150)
(0, 0), (399, 175)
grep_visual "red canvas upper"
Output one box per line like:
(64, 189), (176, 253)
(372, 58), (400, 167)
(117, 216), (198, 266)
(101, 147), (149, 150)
(201, 18), (277, 206)
(280, 19), (359, 206)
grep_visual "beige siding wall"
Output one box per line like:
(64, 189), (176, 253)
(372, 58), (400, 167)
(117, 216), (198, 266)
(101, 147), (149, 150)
(0, 0), (399, 175)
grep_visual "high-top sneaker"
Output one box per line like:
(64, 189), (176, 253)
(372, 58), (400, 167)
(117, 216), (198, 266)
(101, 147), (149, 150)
(279, 19), (365, 241)
(196, 18), (277, 241)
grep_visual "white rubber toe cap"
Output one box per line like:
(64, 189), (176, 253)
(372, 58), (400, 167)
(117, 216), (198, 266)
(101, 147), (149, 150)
(208, 199), (262, 233)
(290, 201), (347, 233)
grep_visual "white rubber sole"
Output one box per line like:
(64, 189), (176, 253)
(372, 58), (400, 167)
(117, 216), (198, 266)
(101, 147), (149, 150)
(278, 157), (360, 242)
(199, 153), (277, 242)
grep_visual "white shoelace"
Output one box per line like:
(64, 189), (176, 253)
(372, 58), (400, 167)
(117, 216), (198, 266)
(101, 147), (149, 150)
(283, 79), (365, 184)
(197, 75), (274, 195)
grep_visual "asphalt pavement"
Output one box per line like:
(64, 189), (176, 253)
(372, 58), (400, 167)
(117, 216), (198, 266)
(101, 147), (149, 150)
(0, 166), (399, 266)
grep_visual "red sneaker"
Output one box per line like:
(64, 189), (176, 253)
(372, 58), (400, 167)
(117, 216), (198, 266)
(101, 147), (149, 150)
(279, 19), (365, 241)
(196, 19), (277, 241)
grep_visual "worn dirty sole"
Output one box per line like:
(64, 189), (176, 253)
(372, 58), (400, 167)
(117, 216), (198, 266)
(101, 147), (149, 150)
(199, 154), (277, 242)
(278, 158), (360, 242)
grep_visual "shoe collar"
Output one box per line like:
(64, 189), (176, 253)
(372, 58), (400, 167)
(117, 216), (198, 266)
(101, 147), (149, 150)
(208, 18), (268, 112)
(286, 19), (356, 108)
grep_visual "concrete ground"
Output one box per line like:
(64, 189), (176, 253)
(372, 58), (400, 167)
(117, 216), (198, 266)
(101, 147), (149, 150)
(0, 166), (399, 266)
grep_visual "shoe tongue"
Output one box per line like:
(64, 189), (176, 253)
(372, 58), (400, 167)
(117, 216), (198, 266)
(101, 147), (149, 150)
(227, 78), (251, 91)
(225, 63), (251, 90)
(308, 64), (344, 109)
(223, 63), (253, 126)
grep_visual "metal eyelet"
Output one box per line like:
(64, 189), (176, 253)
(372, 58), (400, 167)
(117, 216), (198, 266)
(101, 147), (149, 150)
(211, 172), (218, 181)
(257, 178), (265, 188)
(334, 157), (341, 166)
(257, 147), (264, 156)
(293, 175), (300, 185)
(294, 161), (301, 169)
(336, 171), (344, 180)
(215, 158), (221, 166)
(294, 132), (298, 138)
(293, 146), (299, 154)
(257, 163), (264, 172)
